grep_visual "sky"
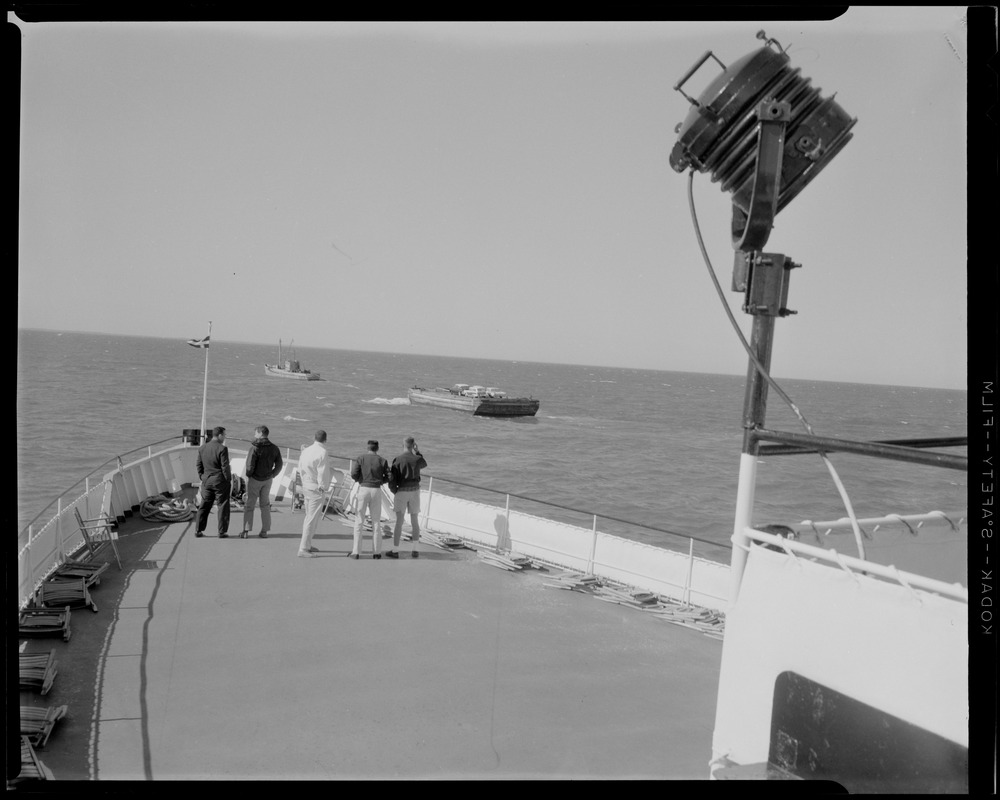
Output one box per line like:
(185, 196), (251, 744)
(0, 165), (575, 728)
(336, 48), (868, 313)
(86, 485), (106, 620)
(14, 9), (974, 389)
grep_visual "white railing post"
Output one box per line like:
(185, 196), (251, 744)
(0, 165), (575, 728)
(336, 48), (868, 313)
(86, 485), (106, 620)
(729, 452), (758, 606)
(56, 498), (64, 560)
(28, 524), (34, 543)
(587, 515), (599, 576)
(25, 540), (33, 599)
(683, 538), (694, 605)
(424, 477), (434, 533)
(85, 477), (91, 519)
(500, 494), (511, 553)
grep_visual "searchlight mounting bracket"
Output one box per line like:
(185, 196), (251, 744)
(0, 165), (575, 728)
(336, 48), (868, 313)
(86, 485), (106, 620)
(731, 98), (799, 320)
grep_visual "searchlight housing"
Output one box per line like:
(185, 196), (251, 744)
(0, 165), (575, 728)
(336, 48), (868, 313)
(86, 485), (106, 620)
(670, 30), (856, 254)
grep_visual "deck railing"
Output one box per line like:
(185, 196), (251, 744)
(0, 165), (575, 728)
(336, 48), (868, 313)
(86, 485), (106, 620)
(18, 436), (734, 611)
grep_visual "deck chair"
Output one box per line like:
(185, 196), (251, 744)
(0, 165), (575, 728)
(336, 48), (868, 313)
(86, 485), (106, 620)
(19, 607), (72, 642)
(19, 650), (59, 695)
(321, 474), (351, 520)
(50, 558), (108, 588)
(14, 737), (54, 783)
(36, 577), (98, 612)
(74, 507), (122, 569)
(20, 705), (68, 748)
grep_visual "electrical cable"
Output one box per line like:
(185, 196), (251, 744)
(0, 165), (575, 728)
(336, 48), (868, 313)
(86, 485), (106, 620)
(686, 170), (867, 560)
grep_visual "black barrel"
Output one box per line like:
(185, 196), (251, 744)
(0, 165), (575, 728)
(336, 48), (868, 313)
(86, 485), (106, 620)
(182, 429), (206, 445)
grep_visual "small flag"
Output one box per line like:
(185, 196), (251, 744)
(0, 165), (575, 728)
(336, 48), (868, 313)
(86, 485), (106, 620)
(186, 335), (210, 349)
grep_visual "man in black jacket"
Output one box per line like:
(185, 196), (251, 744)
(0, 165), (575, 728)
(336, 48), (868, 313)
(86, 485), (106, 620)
(387, 437), (427, 559)
(241, 425), (283, 539)
(196, 426), (232, 538)
(349, 439), (389, 559)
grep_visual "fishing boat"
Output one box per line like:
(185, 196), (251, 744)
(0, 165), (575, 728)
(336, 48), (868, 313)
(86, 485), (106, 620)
(264, 339), (321, 381)
(13, 32), (972, 788)
(408, 384), (540, 417)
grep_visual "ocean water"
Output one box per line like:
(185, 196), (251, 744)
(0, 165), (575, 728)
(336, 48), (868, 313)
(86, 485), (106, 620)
(16, 329), (967, 561)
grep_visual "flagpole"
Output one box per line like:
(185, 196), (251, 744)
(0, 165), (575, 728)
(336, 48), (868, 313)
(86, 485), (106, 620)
(200, 321), (211, 445)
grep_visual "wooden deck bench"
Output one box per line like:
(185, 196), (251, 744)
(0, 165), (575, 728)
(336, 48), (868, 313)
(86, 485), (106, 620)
(13, 736), (54, 782)
(20, 705), (68, 748)
(19, 607), (72, 642)
(19, 650), (59, 695)
(37, 577), (98, 612)
(50, 558), (109, 588)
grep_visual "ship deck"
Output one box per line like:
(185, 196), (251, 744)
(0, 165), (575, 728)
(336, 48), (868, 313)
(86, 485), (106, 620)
(17, 488), (723, 781)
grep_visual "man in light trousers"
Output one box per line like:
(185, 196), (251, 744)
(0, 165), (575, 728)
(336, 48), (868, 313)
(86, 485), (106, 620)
(349, 439), (389, 559)
(387, 436), (427, 559)
(297, 430), (332, 558)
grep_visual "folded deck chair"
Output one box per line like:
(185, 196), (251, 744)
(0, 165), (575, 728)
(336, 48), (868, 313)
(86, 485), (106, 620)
(50, 558), (109, 587)
(74, 507), (122, 569)
(19, 650), (59, 694)
(37, 577), (98, 612)
(20, 705), (68, 748)
(14, 736), (54, 783)
(322, 475), (351, 520)
(19, 607), (72, 642)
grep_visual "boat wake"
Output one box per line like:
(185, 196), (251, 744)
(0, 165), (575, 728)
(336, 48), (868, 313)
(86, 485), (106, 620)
(283, 415), (309, 422)
(365, 397), (410, 405)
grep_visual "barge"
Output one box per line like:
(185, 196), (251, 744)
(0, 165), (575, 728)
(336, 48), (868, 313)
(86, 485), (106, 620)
(408, 385), (540, 417)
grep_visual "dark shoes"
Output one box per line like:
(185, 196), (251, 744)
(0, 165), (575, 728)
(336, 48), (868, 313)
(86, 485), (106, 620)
(259, 531), (268, 539)
(195, 531), (204, 538)
(219, 532), (229, 538)
(239, 530), (249, 539)
(384, 551), (399, 559)
(373, 554), (382, 560)
(349, 553), (360, 560)
(412, 551), (419, 558)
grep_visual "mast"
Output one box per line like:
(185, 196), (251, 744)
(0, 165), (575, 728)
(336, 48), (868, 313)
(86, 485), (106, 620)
(199, 321), (211, 445)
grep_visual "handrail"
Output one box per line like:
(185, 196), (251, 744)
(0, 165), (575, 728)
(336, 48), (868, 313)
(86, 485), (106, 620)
(19, 435), (182, 540)
(417, 474), (731, 552)
(746, 527), (968, 602)
(20, 437), (732, 558)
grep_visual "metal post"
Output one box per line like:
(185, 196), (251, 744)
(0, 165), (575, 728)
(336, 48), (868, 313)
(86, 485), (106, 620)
(587, 515), (599, 576)
(423, 476), (434, 534)
(684, 537), (694, 605)
(26, 539), (33, 597)
(500, 493), (511, 553)
(730, 293), (778, 604)
(730, 452), (759, 605)
(57, 498), (64, 560)
(85, 477), (91, 518)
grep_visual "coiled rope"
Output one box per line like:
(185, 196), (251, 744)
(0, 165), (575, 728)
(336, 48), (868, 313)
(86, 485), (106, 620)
(140, 494), (197, 522)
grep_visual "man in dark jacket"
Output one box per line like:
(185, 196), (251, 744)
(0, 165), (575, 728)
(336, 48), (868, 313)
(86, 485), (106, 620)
(349, 439), (389, 559)
(241, 425), (283, 539)
(386, 436), (427, 559)
(196, 426), (232, 538)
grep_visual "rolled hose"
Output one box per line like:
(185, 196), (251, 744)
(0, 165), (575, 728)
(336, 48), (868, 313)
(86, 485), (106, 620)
(140, 494), (197, 522)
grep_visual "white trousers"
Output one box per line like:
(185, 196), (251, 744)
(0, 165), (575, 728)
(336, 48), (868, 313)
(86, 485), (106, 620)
(299, 487), (326, 551)
(352, 486), (383, 555)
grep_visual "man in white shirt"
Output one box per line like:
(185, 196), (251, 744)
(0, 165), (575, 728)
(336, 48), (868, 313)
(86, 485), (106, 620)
(297, 430), (332, 558)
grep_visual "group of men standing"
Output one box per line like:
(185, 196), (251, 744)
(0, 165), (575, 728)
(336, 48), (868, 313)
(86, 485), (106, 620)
(194, 426), (427, 559)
